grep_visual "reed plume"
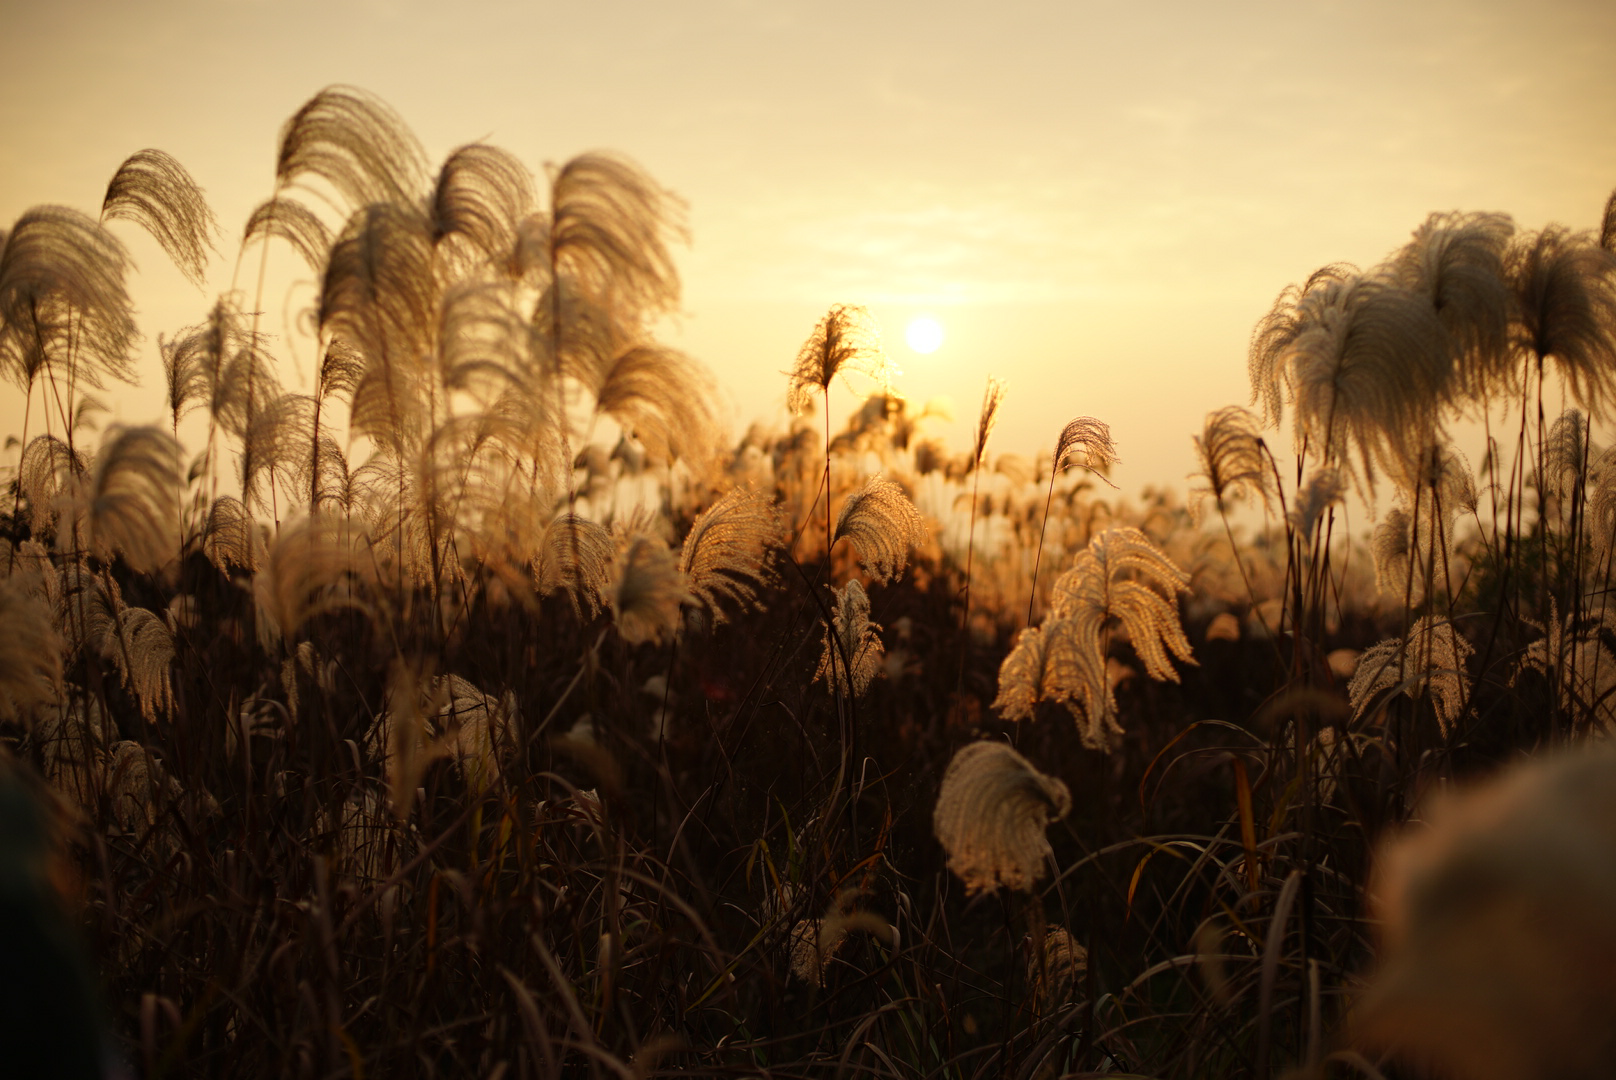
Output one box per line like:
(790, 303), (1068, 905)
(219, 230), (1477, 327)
(1028, 414), (1120, 625)
(0, 582), (60, 723)
(1389, 211), (1515, 397)
(1289, 467), (1346, 544)
(242, 196), (333, 274)
(200, 495), (262, 574)
(1348, 615), (1473, 734)
(252, 515), (372, 646)
(815, 579), (884, 697)
(1506, 225), (1616, 412)
(105, 607), (175, 722)
(276, 85), (428, 210)
(933, 740), (1070, 894)
(832, 475), (927, 585)
(0, 206), (137, 394)
(101, 149), (217, 287)
(1189, 405), (1273, 521)
(785, 304), (892, 415)
(1029, 927), (1088, 1019)
(436, 675), (516, 793)
(18, 434), (81, 537)
(1518, 599), (1616, 728)
(430, 143), (535, 266)
(593, 346), (719, 465)
(678, 486), (784, 625)
(609, 534), (688, 645)
(532, 512), (613, 613)
(997, 527), (1193, 749)
(66, 426), (182, 573)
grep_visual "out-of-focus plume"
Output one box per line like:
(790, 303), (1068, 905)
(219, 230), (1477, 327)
(933, 740), (1070, 895)
(65, 426), (182, 573)
(430, 143), (535, 265)
(253, 515), (372, 646)
(815, 579), (884, 698)
(1289, 467), (1346, 544)
(786, 304), (893, 415)
(101, 148), (218, 287)
(593, 346), (719, 465)
(609, 535), (688, 645)
(678, 486), (784, 626)
(242, 196), (333, 274)
(0, 582), (60, 724)
(200, 496), (262, 574)
(1356, 744), (1616, 1080)
(832, 476), (928, 585)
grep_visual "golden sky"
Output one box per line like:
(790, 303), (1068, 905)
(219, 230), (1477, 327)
(4, 0), (1615, 491)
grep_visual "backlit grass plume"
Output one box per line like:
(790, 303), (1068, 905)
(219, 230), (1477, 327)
(0, 582), (61, 723)
(1506, 225), (1616, 412)
(997, 527), (1193, 750)
(1029, 414), (1119, 623)
(1189, 405), (1274, 521)
(102, 148), (218, 287)
(786, 304), (892, 415)
(832, 475), (927, 585)
(678, 486), (784, 626)
(1029, 926), (1088, 1019)
(1348, 615), (1473, 735)
(1518, 600), (1616, 729)
(933, 740), (1070, 895)
(815, 579), (884, 697)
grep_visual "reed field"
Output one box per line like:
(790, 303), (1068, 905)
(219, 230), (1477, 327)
(5, 86), (1616, 1079)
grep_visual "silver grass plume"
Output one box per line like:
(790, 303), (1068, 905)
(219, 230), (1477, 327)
(1052, 415), (1119, 484)
(1517, 599), (1616, 729)
(1190, 405), (1274, 521)
(0, 206), (137, 392)
(431, 143), (535, 266)
(242, 196), (333, 273)
(679, 486), (784, 626)
(105, 741), (187, 836)
(609, 534), (689, 645)
(105, 606), (175, 722)
(1349, 615), (1473, 735)
(786, 304), (894, 415)
(537, 152), (686, 322)
(1542, 408), (1592, 499)
(66, 427), (181, 573)
(532, 512), (613, 613)
(101, 149), (218, 287)
(253, 515), (372, 646)
(1029, 927), (1088, 1020)
(594, 346), (720, 465)
(1250, 265), (1454, 490)
(276, 85), (428, 211)
(933, 740), (1070, 895)
(1507, 226), (1616, 412)
(18, 434), (82, 537)
(833, 475), (928, 585)
(1289, 466), (1347, 544)
(815, 579), (884, 698)
(1371, 507), (1414, 596)
(0, 582), (60, 723)
(1590, 446), (1616, 551)
(200, 495), (261, 574)
(436, 675), (516, 793)
(972, 376), (1006, 467)
(1389, 211), (1515, 398)
(158, 330), (209, 430)
(997, 527), (1194, 750)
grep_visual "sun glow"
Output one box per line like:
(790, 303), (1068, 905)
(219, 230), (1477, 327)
(906, 316), (945, 354)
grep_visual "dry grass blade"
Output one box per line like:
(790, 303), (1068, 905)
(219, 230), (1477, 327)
(833, 475), (927, 585)
(815, 579), (884, 697)
(786, 304), (893, 414)
(933, 740), (1070, 895)
(102, 148), (217, 287)
(678, 486), (784, 626)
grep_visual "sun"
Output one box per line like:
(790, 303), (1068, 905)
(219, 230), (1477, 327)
(906, 316), (945, 354)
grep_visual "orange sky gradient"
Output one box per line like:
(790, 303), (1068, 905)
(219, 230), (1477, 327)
(3, 0), (1615, 493)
